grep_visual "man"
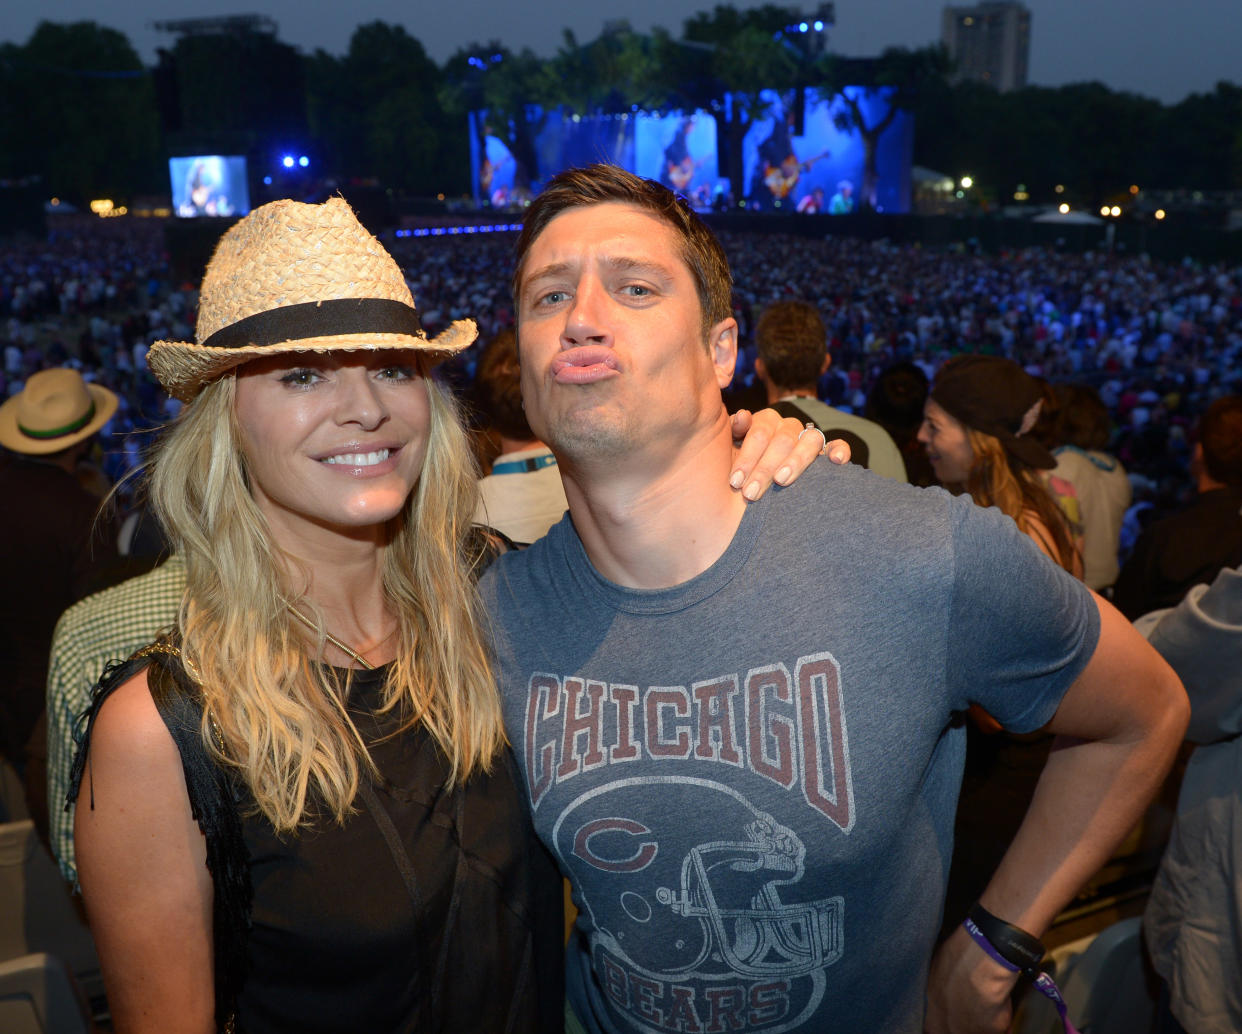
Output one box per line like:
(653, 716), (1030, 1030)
(1113, 395), (1242, 619)
(1140, 561), (1242, 1034)
(46, 555), (186, 883)
(795, 187), (825, 214)
(829, 179), (854, 214)
(755, 299), (907, 482)
(0, 368), (119, 771)
(479, 165), (1187, 1034)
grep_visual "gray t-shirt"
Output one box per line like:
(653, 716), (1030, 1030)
(481, 462), (1099, 1034)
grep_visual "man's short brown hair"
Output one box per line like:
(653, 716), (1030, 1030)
(1200, 395), (1242, 488)
(755, 300), (827, 391)
(511, 164), (732, 339)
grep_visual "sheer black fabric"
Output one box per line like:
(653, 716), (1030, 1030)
(70, 648), (564, 1034)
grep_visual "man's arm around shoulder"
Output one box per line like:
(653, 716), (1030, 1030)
(926, 591), (1188, 1034)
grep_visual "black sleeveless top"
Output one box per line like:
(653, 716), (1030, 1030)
(69, 648), (564, 1034)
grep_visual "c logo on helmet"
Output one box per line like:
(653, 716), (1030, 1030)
(574, 817), (658, 873)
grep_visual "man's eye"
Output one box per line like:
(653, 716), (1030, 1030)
(622, 284), (651, 298)
(539, 290), (568, 306)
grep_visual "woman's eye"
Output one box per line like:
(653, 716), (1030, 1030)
(378, 365), (417, 381)
(279, 369), (319, 387)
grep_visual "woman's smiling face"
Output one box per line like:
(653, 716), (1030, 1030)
(918, 398), (974, 486)
(233, 351), (431, 545)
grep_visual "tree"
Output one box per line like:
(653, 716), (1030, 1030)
(307, 23), (452, 195)
(820, 45), (952, 209)
(681, 5), (804, 199)
(1157, 82), (1242, 191)
(8, 21), (161, 204)
(171, 30), (306, 144)
(441, 42), (558, 198)
(548, 23), (667, 115)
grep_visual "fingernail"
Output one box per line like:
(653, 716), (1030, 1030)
(776, 465), (792, 484)
(730, 470), (744, 489)
(744, 481), (761, 500)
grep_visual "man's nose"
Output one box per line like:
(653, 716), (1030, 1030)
(562, 278), (610, 347)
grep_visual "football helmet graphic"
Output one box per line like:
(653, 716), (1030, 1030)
(555, 777), (843, 980)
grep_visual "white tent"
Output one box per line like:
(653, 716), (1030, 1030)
(1032, 208), (1104, 225)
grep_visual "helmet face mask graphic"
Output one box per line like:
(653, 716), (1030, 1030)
(658, 822), (842, 977)
(556, 779), (843, 982)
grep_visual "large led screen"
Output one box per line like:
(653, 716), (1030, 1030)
(471, 108), (722, 210)
(740, 88), (912, 213)
(169, 155), (250, 218)
(634, 112), (722, 209)
(469, 87), (911, 215)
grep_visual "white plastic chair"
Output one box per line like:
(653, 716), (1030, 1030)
(1013, 917), (1156, 1034)
(0, 821), (102, 1003)
(0, 953), (92, 1034)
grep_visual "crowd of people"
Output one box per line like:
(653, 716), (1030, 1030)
(6, 215), (1238, 527)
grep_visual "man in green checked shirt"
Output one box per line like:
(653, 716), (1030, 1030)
(46, 556), (185, 884)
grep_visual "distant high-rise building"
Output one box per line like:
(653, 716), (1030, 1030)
(941, 2), (1030, 92)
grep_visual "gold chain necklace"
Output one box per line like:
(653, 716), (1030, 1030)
(284, 600), (378, 670)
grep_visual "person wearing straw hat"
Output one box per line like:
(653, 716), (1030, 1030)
(65, 195), (830, 1034)
(0, 368), (119, 774)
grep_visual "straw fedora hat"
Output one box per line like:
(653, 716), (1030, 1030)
(147, 196), (477, 402)
(0, 368), (118, 455)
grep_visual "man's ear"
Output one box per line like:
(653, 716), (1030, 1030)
(709, 317), (739, 390)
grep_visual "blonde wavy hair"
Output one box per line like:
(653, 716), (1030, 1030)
(149, 368), (504, 832)
(963, 428), (1081, 576)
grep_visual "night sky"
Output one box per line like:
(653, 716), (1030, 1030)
(4, 0), (1237, 105)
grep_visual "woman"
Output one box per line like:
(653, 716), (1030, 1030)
(918, 354), (1082, 577)
(68, 197), (826, 1034)
(916, 354), (1084, 938)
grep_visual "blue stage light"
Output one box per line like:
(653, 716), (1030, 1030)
(263, 176), (272, 185)
(298, 156), (309, 167)
(281, 156), (294, 168)
(799, 21), (809, 32)
(814, 19), (824, 30)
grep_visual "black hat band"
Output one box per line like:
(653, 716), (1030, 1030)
(199, 298), (425, 351)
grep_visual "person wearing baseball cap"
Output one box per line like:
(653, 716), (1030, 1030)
(920, 354), (1081, 576)
(918, 355), (1087, 945)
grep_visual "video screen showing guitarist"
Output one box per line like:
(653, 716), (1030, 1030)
(750, 110), (829, 208)
(659, 118), (703, 195)
(477, 123), (515, 208)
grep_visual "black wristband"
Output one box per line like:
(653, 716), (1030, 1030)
(966, 902), (1045, 974)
